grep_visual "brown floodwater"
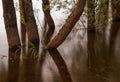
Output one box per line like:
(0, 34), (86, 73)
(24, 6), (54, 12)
(0, 29), (120, 82)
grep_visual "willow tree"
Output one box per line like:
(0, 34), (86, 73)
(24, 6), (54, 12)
(110, 0), (120, 52)
(2, 0), (21, 49)
(19, 0), (39, 45)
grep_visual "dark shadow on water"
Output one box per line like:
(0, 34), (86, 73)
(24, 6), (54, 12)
(18, 45), (41, 82)
(87, 29), (120, 82)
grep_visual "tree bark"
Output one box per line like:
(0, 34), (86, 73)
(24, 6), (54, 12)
(21, 0), (40, 44)
(2, 0), (21, 49)
(42, 0), (55, 45)
(47, 0), (86, 48)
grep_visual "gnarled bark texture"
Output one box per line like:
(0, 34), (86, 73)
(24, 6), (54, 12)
(2, 0), (21, 49)
(47, 0), (86, 48)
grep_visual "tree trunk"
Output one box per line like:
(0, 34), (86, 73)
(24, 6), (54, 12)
(21, 0), (39, 45)
(42, 0), (55, 45)
(19, 0), (26, 46)
(47, 0), (86, 48)
(2, 0), (21, 49)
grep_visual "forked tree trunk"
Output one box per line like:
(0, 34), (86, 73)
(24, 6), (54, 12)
(20, 0), (39, 45)
(2, 0), (21, 49)
(47, 0), (86, 48)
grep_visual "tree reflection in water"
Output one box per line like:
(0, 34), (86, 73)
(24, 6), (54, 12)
(1, 29), (120, 82)
(8, 49), (20, 82)
(48, 49), (72, 82)
(5, 43), (72, 82)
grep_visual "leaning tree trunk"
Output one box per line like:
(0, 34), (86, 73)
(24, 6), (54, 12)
(47, 0), (86, 49)
(42, 0), (55, 45)
(87, 0), (96, 69)
(2, 0), (21, 50)
(20, 0), (39, 45)
(110, 0), (120, 52)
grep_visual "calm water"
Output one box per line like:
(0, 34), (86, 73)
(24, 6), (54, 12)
(0, 29), (120, 82)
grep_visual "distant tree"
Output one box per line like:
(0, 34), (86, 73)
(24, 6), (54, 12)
(96, 0), (109, 31)
(110, 0), (120, 51)
(8, 49), (20, 81)
(95, 0), (109, 49)
(87, 0), (96, 68)
(88, 0), (110, 71)
(2, 0), (21, 50)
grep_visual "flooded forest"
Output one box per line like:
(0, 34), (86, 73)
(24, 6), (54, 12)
(0, 0), (120, 82)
